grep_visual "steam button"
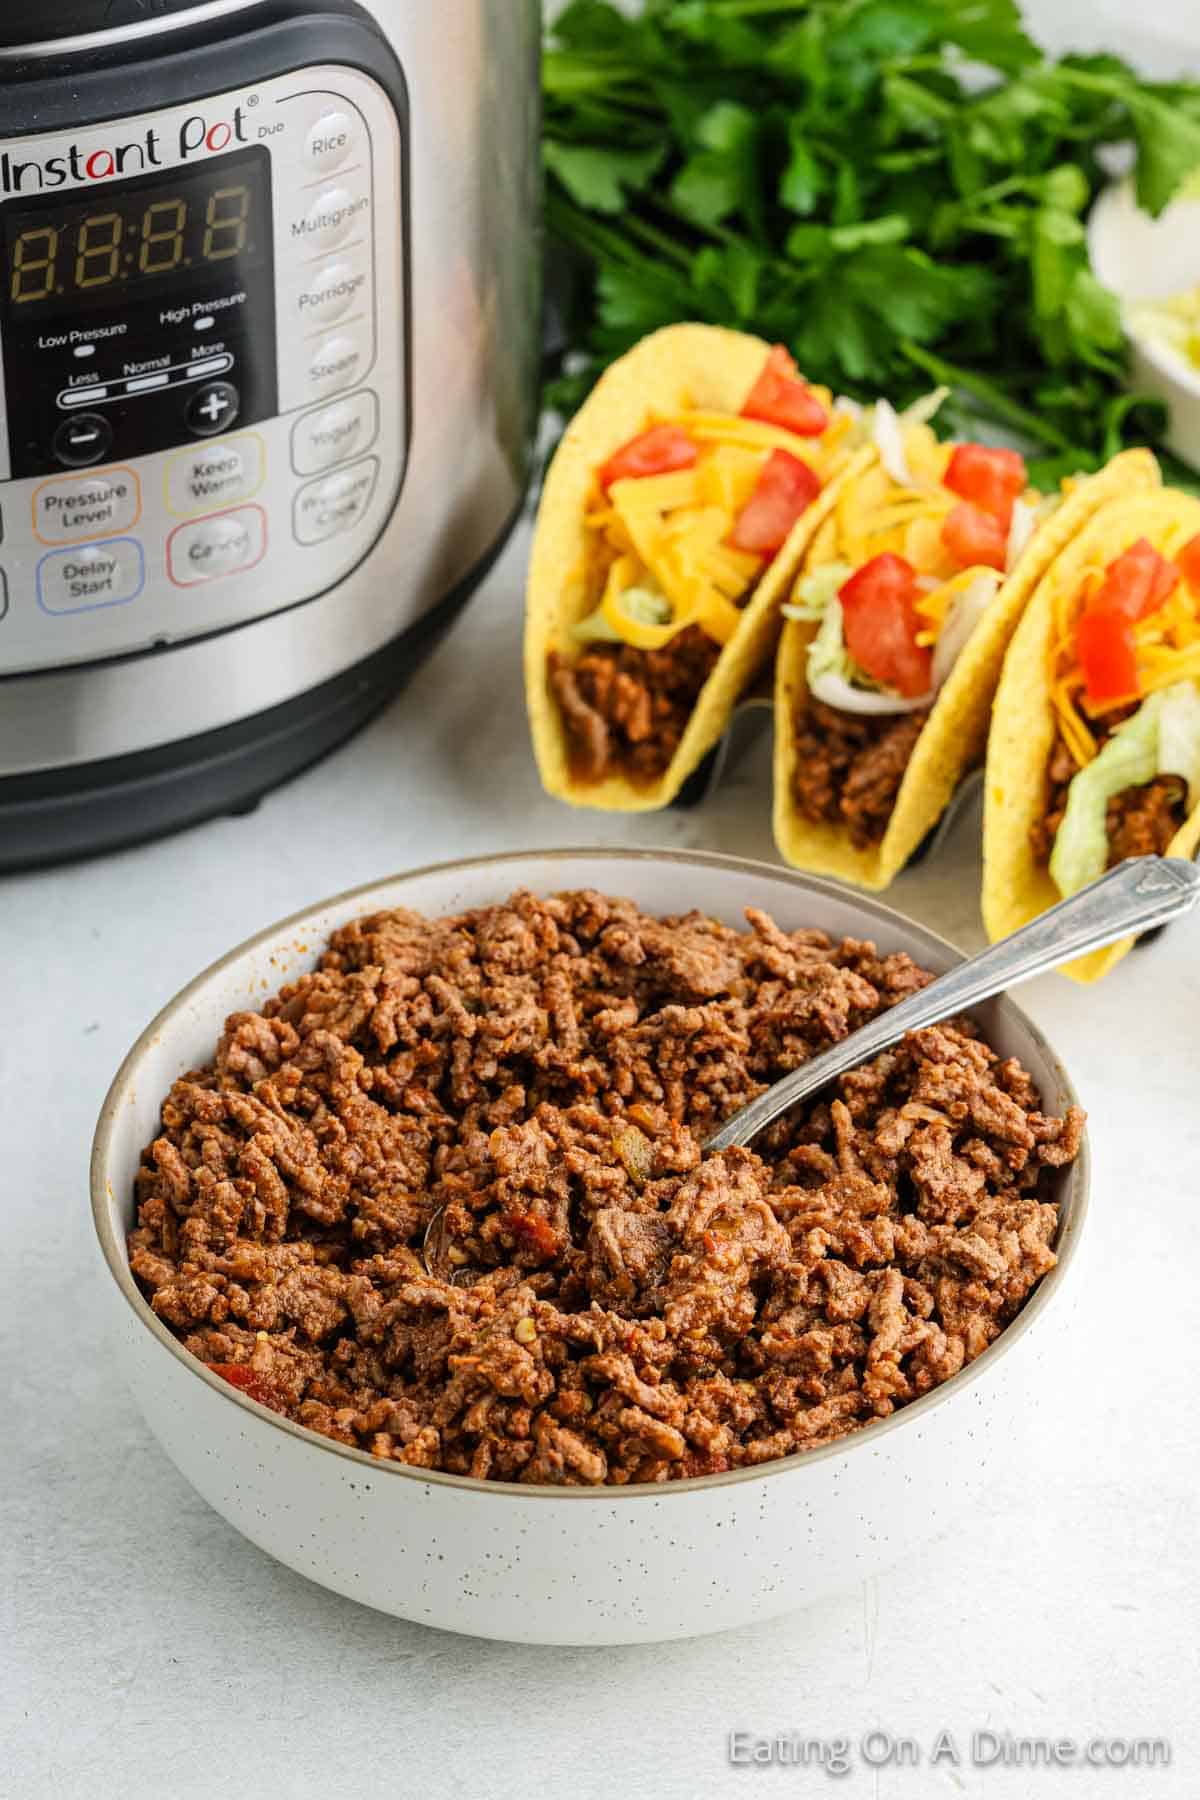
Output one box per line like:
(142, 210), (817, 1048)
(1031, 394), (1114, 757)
(52, 413), (113, 469)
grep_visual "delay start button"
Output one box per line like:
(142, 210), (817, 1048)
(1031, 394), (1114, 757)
(293, 457), (380, 544)
(168, 505), (267, 587)
(37, 538), (145, 616)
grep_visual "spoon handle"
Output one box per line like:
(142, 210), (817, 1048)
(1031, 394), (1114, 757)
(707, 855), (1200, 1153)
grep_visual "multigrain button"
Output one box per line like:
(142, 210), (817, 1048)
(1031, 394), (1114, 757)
(304, 109), (357, 174)
(307, 331), (366, 397)
(296, 258), (366, 327)
(293, 457), (379, 544)
(293, 186), (369, 253)
(168, 505), (267, 586)
(166, 434), (265, 515)
(291, 390), (379, 475)
(34, 467), (140, 544)
(36, 537), (145, 614)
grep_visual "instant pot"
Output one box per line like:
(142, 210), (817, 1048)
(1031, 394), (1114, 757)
(0, 0), (541, 867)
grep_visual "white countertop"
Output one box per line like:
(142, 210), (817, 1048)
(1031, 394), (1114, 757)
(6, 518), (1199, 1799)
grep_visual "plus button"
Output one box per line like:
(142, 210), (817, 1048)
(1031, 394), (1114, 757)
(186, 381), (241, 438)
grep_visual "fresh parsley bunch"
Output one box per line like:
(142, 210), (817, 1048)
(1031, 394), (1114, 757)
(543, 0), (1200, 479)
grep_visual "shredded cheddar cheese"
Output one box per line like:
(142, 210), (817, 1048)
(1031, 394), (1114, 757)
(580, 399), (851, 651)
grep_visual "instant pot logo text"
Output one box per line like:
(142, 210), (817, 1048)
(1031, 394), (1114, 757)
(0, 108), (250, 194)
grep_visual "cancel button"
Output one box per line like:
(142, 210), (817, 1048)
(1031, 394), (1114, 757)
(168, 505), (266, 587)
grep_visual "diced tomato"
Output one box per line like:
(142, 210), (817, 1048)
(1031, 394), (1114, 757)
(499, 1209), (560, 1263)
(838, 552), (932, 698)
(728, 449), (822, 554)
(598, 424), (698, 491)
(943, 444), (1027, 528)
(740, 344), (829, 438)
(1077, 609), (1140, 705)
(942, 500), (1008, 572)
(1090, 537), (1179, 622)
(209, 1362), (287, 1412)
(1178, 532), (1200, 593)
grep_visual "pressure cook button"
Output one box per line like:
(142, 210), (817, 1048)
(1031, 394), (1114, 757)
(186, 382), (241, 437)
(291, 390), (379, 476)
(168, 505), (267, 587)
(304, 110), (357, 174)
(307, 332), (366, 397)
(36, 537), (145, 615)
(52, 412), (113, 469)
(34, 468), (140, 544)
(294, 186), (369, 252)
(296, 258), (367, 328)
(293, 457), (379, 545)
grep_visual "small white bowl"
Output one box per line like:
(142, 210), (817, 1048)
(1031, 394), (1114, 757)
(1089, 178), (1200, 469)
(91, 849), (1088, 1645)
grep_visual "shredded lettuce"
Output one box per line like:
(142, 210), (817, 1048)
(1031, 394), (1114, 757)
(1049, 682), (1200, 897)
(806, 595), (861, 689)
(782, 562), (853, 624)
(571, 583), (672, 644)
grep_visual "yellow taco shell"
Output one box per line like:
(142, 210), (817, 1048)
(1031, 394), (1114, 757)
(773, 447), (1163, 890)
(524, 324), (871, 811)
(983, 477), (1200, 982)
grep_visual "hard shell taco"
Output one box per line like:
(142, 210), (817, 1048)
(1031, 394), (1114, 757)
(525, 325), (870, 810)
(984, 481), (1200, 983)
(772, 426), (1161, 890)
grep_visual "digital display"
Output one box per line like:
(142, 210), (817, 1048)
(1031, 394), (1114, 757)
(1, 151), (271, 320)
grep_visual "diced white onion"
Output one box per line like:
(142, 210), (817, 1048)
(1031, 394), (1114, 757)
(1005, 498), (1037, 572)
(870, 398), (913, 487)
(930, 571), (1002, 690)
(808, 669), (933, 714)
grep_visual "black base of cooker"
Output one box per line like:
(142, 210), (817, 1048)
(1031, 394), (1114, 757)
(0, 506), (522, 873)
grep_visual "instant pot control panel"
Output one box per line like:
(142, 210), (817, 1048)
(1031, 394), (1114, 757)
(0, 61), (407, 674)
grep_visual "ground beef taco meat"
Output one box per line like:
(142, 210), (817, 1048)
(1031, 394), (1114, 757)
(547, 627), (720, 784)
(791, 700), (931, 848)
(1030, 730), (1188, 868)
(130, 889), (1083, 1487)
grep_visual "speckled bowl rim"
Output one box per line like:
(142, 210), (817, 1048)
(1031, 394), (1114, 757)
(91, 845), (1090, 1502)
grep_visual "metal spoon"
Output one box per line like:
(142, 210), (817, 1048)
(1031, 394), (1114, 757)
(422, 855), (1200, 1274)
(708, 854), (1200, 1152)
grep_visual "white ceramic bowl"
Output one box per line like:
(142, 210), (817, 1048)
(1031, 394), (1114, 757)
(1088, 178), (1200, 469)
(92, 849), (1088, 1645)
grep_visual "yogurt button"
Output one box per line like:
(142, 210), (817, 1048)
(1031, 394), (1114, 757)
(291, 390), (379, 476)
(304, 110), (357, 174)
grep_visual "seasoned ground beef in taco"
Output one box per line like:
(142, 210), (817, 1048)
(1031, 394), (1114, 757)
(526, 325), (869, 810)
(986, 486), (1200, 981)
(774, 440), (1160, 889)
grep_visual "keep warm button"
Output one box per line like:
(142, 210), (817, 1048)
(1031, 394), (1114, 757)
(294, 457), (379, 545)
(168, 505), (267, 587)
(37, 538), (145, 615)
